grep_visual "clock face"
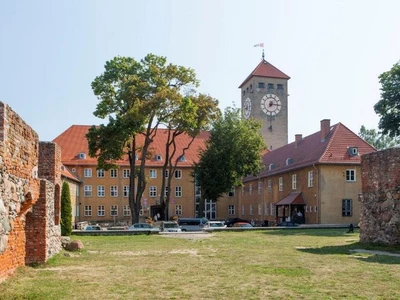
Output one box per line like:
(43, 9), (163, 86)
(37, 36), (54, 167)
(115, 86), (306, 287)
(243, 98), (252, 119)
(261, 94), (281, 116)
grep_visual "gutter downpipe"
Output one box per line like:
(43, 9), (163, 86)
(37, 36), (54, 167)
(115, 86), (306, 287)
(313, 163), (319, 224)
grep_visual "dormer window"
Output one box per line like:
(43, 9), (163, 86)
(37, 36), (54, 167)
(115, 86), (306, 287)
(78, 152), (86, 159)
(268, 163), (275, 171)
(286, 158), (293, 165)
(156, 154), (162, 161)
(179, 155), (186, 162)
(348, 147), (359, 156)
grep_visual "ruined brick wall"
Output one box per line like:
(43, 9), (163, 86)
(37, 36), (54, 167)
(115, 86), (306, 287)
(0, 102), (61, 282)
(360, 148), (400, 245)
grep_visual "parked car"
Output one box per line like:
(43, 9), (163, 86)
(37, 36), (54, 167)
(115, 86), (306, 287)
(85, 225), (102, 231)
(178, 218), (208, 231)
(204, 221), (227, 228)
(160, 221), (182, 232)
(276, 221), (299, 227)
(128, 223), (159, 232)
(232, 222), (253, 228)
(225, 218), (250, 227)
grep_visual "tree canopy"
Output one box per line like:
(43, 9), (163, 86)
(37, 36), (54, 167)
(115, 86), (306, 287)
(194, 107), (266, 211)
(86, 54), (219, 223)
(358, 125), (400, 150)
(374, 61), (400, 137)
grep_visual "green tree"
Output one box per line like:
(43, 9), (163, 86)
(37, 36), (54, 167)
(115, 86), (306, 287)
(374, 61), (400, 137)
(61, 181), (72, 236)
(194, 107), (266, 216)
(358, 125), (400, 150)
(86, 54), (216, 223)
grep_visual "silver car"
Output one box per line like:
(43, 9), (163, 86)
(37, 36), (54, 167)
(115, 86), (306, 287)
(160, 221), (182, 232)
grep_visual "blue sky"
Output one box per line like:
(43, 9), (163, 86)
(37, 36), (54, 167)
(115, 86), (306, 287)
(1, 0), (399, 142)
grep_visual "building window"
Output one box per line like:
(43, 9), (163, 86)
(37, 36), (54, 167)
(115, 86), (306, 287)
(84, 205), (92, 216)
(292, 174), (297, 190)
(241, 186), (245, 196)
(258, 203), (262, 216)
(84, 168), (92, 177)
(98, 205), (105, 216)
(308, 171), (313, 187)
(346, 169), (356, 182)
(258, 182), (262, 194)
(110, 169), (118, 178)
(97, 169), (105, 178)
(110, 186), (118, 197)
(268, 83), (274, 93)
(123, 169), (130, 178)
(228, 188), (235, 197)
(249, 204), (253, 215)
(228, 205), (235, 215)
(249, 184), (253, 195)
(97, 185), (105, 197)
(165, 170), (169, 178)
(175, 186), (182, 197)
(123, 186), (129, 197)
(149, 186), (157, 197)
(265, 203), (269, 215)
(139, 208), (144, 216)
(123, 205), (131, 216)
(175, 205), (182, 216)
(175, 170), (182, 179)
(268, 180), (272, 192)
(342, 199), (352, 216)
(164, 186), (169, 197)
(110, 205), (118, 216)
(149, 169), (157, 178)
(84, 185), (92, 197)
(277, 84), (284, 96)
(279, 177), (283, 191)
(258, 82), (265, 89)
(241, 204), (245, 216)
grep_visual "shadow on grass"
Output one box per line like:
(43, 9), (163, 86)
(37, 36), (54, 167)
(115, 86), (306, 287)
(263, 228), (357, 237)
(296, 242), (400, 265)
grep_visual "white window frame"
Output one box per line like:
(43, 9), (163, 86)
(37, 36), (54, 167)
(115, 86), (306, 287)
(110, 169), (118, 178)
(123, 205), (131, 216)
(97, 169), (105, 178)
(292, 174), (297, 190)
(308, 170), (313, 187)
(98, 205), (105, 216)
(346, 169), (356, 182)
(175, 205), (182, 216)
(165, 170), (169, 178)
(123, 186), (129, 197)
(97, 185), (105, 197)
(241, 204), (245, 216)
(241, 186), (245, 196)
(110, 205), (118, 216)
(228, 205), (235, 215)
(258, 182), (262, 194)
(149, 169), (157, 179)
(268, 180), (272, 192)
(249, 184), (253, 195)
(279, 177), (283, 191)
(123, 169), (130, 178)
(84, 185), (92, 197)
(342, 199), (352, 216)
(228, 188), (235, 197)
(110, 185), (118, 197)
(149, 186), (157, 197)
(249, 204), (253, 215)
(258, 203), (262, 216)
(84, 168), (92, 178)
(84, 205), (92, 216)
(174, 169), (182, 179)
(175, 186), (182, 197)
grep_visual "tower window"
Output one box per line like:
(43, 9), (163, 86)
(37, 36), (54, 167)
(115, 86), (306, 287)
(268, 83), (274, 93)
(277, 84), (284, 96)
(242, 90), (245, 96)
(258, 82), (265, 89)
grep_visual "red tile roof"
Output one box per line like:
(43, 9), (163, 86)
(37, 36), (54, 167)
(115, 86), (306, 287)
(239, 60), (290, 88)
(53, 125), (209, 167)
(245, 122), (376, 181)
(60, 165), (81, 183)
(275, 192), (305, 206)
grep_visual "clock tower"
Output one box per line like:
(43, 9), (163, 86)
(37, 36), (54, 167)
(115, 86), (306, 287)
(239, 59), (290, 150)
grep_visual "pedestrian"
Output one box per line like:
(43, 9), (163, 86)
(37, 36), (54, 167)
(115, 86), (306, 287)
(154, 214), (158, 222)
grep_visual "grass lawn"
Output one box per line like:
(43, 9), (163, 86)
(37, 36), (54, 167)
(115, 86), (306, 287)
(1, 229), (400, 299)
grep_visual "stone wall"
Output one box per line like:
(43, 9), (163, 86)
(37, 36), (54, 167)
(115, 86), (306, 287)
(359, 148), (400, 245)
(0, 102), (62, 282)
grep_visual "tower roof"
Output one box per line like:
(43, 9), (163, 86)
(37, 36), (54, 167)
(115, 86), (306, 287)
(239, 60), (290, 88)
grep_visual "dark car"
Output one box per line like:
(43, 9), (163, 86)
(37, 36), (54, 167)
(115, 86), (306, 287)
(225, 218), (250, 227)
(277, 221), (299, 227)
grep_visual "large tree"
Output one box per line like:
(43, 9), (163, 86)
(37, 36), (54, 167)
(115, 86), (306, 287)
(86, 54), (217, 223)
(61, 182), (72, 236)
(374, 61), (400, 137)
(359, 125), (400, 150)
(194, 107), (266, 216)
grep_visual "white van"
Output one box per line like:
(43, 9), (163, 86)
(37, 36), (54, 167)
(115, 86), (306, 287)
(178, 218), (208, 232)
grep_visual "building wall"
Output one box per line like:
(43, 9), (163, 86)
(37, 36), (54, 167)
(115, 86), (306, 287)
(319, 165), (361, 225)
(360, 148), (400, 245)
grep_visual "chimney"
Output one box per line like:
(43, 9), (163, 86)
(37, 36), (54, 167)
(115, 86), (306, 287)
(320, 119), (331, 142)
(295, 134), (302, 148)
